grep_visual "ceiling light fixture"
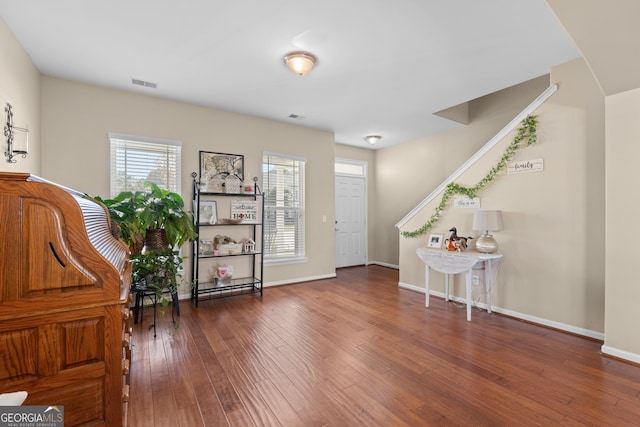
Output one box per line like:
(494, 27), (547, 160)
(364, 135), (382, 145)
(283, 51), (317, 76)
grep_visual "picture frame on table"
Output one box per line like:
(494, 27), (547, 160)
(427, 233), (444, 249)
(198, 200), (218, 224)
(199, 151), (244, 193)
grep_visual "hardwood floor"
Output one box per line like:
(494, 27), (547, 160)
(128, 265), (640, 426)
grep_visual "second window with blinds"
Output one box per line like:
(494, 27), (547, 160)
(262, 152), (306, 264)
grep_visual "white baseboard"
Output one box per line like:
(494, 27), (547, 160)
(264, 273), (336, 287)
(491, 306), (604, 341)
(367, 261), (399, 269)
(398, 281), (605, 341)
(398, 281), (424, 293)
(601, 345), (640, 364)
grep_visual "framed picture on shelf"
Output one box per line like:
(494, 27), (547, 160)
(198, 201), (218, 224)
(427, 233), (443, 249)
(200, 151), (244, 193)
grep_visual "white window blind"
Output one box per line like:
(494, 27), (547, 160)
(262, 152), (306, 262)
(109, 133), (182, 197)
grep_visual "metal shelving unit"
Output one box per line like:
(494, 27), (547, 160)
(190, 173), (264, 306)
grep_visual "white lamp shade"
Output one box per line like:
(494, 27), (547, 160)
(472, 210), (503, 232)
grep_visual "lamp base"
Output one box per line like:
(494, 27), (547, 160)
(475, 234), (498, 253)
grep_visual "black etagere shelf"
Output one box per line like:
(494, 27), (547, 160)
(190, 172), (264, 306)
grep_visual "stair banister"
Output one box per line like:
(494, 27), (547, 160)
(395, 84), (558, 230)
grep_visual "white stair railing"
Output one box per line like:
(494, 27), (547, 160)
(395, 84), (557, 229)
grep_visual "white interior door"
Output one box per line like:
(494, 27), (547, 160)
(335, 175), (367, 268)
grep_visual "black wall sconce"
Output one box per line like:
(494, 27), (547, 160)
(4, 103), (29, 163)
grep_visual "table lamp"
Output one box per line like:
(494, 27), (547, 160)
(472, 210), (503, 253)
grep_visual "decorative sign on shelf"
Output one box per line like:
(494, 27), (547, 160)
(508, 158), (544, 174)
(453, 197), (480, 209)
(231, 200), (258, 223)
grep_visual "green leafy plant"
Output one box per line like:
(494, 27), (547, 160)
(94, 182), (197, 253)
(130, 248), (183, 310)
(92, 182), (197, 304)
(136, 182), (197, 248)
(401, 115), (538, 238)
(93, 190), (148, 254)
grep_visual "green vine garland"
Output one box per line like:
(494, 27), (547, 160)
(401, 115), (538, 238)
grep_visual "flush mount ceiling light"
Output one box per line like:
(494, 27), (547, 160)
(364, 135), (382, 145)
(283, 51), (317, 76)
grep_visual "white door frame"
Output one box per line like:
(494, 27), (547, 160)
(335, 158), (368, 268)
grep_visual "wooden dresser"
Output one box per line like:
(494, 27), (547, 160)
(0, 172), (131, 426)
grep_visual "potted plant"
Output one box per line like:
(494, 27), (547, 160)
(136, 182), (197, 251)
(130, 248), (184, 318)
(93, 182), (197, 305)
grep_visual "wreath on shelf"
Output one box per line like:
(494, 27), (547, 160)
(401, 115), (538, 238)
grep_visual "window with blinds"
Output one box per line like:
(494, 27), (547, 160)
(109, 133), (182, 197)
(262, 152), (306, 263)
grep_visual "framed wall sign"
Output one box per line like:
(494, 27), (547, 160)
(507, 158), (544, 174)
(453, 197), (481, 209)
(199, 151), (244, 192)
(231, 200), (258, 223)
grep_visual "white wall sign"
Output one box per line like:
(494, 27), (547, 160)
(508, 158), (544, 174)
(453, 197), (480, 209)
(231, 200), (258, 223)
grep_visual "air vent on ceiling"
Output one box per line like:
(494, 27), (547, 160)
(288, 114), (305, 120)
(132, 78), (157, 89)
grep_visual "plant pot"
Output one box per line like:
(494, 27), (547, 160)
(144, 228), (169, 253)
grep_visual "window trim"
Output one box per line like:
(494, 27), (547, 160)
(262, 151), (306, 265)
(108, 132), (182, 197)
(108, 132), (182, 148)
(335, 157), (368, 178)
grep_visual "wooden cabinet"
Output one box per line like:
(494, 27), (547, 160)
(0, 173), (131, 426)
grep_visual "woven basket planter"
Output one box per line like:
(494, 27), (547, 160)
(144, 228), (169, 252)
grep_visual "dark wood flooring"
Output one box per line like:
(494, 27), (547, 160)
(128, 265), (640, 426)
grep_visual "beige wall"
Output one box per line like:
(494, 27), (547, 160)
(0, 19), (41, 174)
(604, 88), (640, 356)
(40, 76), (337, 288)
(398, 58), (606, 336)
(547, 0), (640, 97)
(378, 75), (550, 266)
(546, 0), (640, 365)
(334, 143), (378, 263)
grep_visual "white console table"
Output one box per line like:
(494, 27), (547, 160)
(416, 247), (503, 321)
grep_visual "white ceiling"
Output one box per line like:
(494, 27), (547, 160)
(0, 0), (580, 149)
